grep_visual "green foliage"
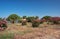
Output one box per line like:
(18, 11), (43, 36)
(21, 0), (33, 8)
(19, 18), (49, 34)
(0, 33), (14, 39)
(42, 16), (51, 20)
(23, 16), (27, 19)
(7, 14), (21, 23)
(32, 19), (40, 27)
(27, 16), (36, 22)
(32, 22), (40, 27)
(35, 16), (39, 19)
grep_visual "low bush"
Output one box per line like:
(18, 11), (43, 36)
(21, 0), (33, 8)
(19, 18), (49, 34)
(0, 20), (7, 31)
(49, 17), (60, 24)
(32, 19), (40, 27)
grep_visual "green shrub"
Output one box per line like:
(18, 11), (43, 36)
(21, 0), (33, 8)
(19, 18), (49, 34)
(32, 19), (40, 27)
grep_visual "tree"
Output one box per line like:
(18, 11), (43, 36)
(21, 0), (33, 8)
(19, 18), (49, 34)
(35, 16), (39, 19)
(22, 16), (27, 19)
(40, 16), (52, 24)
(32, 16), (40, 27)
(7, 14), (21, 23)
(42, 16), (51, 20)
(27, 16), (36, 22)
(42, 16), (51, 22)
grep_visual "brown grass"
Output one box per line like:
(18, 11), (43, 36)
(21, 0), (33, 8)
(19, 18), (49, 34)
(0, 23), (60, 39)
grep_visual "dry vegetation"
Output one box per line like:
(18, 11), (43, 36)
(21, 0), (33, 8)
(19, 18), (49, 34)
(0, 23), (60, 39)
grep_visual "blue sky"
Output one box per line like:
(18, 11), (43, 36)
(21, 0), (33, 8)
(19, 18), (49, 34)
(0, 0), (60, 18)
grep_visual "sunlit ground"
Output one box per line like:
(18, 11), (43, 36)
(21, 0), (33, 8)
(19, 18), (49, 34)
(0, 23), (60, 39)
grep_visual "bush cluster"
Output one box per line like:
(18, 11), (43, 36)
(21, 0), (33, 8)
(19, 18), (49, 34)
(0, 20), (7, 31)
(49, 17), (60, 24)
(32, 19), (40, 27)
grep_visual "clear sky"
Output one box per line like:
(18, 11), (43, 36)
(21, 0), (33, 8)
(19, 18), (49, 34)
(0, 0), (60, 18)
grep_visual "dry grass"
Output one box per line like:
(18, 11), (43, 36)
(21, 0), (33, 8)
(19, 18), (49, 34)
(0, 23), (60, 39)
